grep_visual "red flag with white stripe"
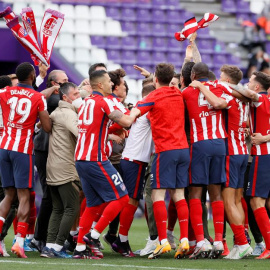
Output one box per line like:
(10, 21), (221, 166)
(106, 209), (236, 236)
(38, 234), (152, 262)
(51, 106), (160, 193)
(198, 13), (219, 28)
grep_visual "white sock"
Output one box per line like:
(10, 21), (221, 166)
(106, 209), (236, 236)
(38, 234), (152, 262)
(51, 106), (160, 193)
(91, 229), (100, 240)
(160, 239), (167, 245)
(257, 241), (265, 246)
(46, 243), (54, 249)
(197, 240), (205, 248)
(53, 244), (63, 252)
(70, 230), (78, 236)
(75, 245), (86, 252)
(119, 234), (128, 242)
(180, 237), (188, 243)
(16, 237), (25, 248)
(91, 221), (97, 229)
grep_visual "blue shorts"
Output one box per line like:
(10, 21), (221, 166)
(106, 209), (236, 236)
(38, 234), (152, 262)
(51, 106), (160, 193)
(75, 160), (128, 207)
(151, 149), (190, 189)
(0, 149), (34, 189)
(224, 155), (248, 189)
(120, 159), (147, 200)
(190, 139), (226, 185)
(246, 155), (270, 199)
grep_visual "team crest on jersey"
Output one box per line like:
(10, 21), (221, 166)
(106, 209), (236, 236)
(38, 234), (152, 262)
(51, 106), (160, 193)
(120, 183), (126, 191)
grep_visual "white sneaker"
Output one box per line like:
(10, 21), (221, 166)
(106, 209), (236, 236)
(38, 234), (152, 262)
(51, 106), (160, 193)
(167, 231), (177, 250)
(228, 245), (253, 259)
(224, 245), (237, 259)
(209, 241), (224, 259)
(252, 242), (265, 256)
(140, 237), (159, 256)
(0, 240), (10, 257)
(189, 240), (210, 259)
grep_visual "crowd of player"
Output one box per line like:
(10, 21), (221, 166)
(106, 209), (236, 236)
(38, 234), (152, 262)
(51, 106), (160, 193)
(0, 34), (269, 262)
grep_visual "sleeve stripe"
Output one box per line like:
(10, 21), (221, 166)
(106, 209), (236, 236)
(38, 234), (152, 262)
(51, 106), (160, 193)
(137, 102), (155, 107)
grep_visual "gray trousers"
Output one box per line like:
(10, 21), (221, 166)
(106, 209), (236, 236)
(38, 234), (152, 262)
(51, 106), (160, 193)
(46, 181), (80, 246)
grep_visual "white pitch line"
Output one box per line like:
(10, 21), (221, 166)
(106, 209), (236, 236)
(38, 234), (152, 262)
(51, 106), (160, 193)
(0, 260), (212, 270)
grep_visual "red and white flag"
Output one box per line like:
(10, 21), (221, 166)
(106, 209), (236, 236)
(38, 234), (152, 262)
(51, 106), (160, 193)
(174, 13), (219, 41)
(40, 9), (64, 66)
(0, 6), (15, 23)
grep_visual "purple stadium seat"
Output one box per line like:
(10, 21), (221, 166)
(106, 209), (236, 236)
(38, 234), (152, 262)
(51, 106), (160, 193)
(137, 0), (152, 8)
(213, 68), (221, 79)
(222, 0), (237, 13)
(121, 22), (137, 35)
(166, 10), (184, 24)
(198, 27), (211, 38)
(152, 23), (167, 37)
(226, 53), (241, 66)
(90, 36), (106, 49)
(152, 51), (167, 64)
(236, 13), (251, 23)
(152, 0), (166, 6)
(265, 41), (270, 54)
(137, 37), (152, 51)
(213, 54), (227, 68)
(167, 24), (181, 38)
(200, 54), (213, 69)
(213, 41), (227, 54)
(121, 50), (137, 64)
(136, 8), (152, 22)
(121, 36), (137, 50)
(152, 9), (166, 23)
(236, 0), (251, 13)
(197, 38), (215, 53)
(167, 0), (181, 6)
(181, 10), (195, 22)
(167, 52), (182, 65)
(106, 49), (121, 63)
(167, 38), (184, 52)
(137, 51), (152, 65)
(121, 64), (141, 80)
(106, 7), (121, 20)
(137, 22), (152, 36)
(152, 37), (168, 52)
(121, 8), (137, 21)
(105, 37), (121, 49)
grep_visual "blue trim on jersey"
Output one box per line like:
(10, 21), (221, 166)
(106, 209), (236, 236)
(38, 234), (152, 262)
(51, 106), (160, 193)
(17, 83), (34, 90)
(98, 114), (106, 161)
(93, 91), (103, 96)
(111, 93), (118, 98)
(258, 91), (268, 95)
(137, 102), (155, 107)
(197, 78), (208, 82)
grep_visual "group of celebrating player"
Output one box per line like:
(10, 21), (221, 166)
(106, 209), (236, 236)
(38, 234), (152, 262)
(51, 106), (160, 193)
(0, 34), (269, 262)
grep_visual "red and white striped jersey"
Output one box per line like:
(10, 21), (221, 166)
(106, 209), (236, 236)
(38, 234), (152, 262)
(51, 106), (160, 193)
(182, 80), (232, 144)
(107, 93), (128, 114)
(249, 92), (270, 155)
(0, 84), (47, 155)
(75, 91), (116, 162)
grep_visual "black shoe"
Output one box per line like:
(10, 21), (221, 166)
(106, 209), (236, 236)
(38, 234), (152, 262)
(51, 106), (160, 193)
(83, 233), (103, 258)
(73, 248), (100, 259)
(111, 237), (134, 257)
(40, 246), (55, 258)
(64, 234), (77, 252)
(29, 238), (45, 253)
(102, 232), (117, 248)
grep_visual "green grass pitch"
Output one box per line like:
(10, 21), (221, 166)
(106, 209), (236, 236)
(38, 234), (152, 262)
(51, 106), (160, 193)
(0, 218), (269, 270)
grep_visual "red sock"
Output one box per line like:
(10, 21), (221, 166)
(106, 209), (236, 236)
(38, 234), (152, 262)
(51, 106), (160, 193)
(189, 199), (204, 242)
(254, 207), (270, 250)
(77, 205), (101, 244)
(167, 199), (178, 231)
(241, 197), (249, 230)
(17, 222), (29, 238)
(119, 203), (137, 236)
(27, 191), (36, 235)
(13, 216), (18, 235)
(211, 201), (224, 242)
(153, 200), (167, 242)
(95, 195), (129, 234)
(230, 224), (248, 245)
(0, 219), (4, 234)
(80, 198), (86, 220)
(175, 199), (189, 240)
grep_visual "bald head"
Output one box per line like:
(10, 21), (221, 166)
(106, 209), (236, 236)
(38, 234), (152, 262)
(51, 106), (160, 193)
(191, 62), (209, 81)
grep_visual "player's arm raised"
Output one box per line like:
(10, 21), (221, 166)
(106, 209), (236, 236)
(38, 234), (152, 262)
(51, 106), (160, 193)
(38, 110), (52, 133)
(108, 108), (141, 128)
(190, 80), (228, 109)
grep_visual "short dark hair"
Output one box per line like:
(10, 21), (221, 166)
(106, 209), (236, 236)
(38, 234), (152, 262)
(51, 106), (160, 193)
(0, 75), (12, 88)
(46, 70), (66, 87)
(15, 62), (34, 82)
(173, 73), (181, 79)
(192, 62), (209, 79)
(59, 82), (77, 100)
(181, 62), (195, 87)
(142, 84), (155, 97)
(90, 70), (108, 89)
(88, 63), (107, 76)
(208, 70), (216, 81)
(108, 68), (126, 91)
(155, 63), (175, 85)
(124, 80), (129, 95)
(253, 71), (270, 91)
(220, 65), (242, 84)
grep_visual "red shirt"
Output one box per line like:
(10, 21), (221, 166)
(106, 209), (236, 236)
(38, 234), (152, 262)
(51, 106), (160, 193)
(249, 93), (270, 155)
(182, 80), (232, 144)
(75, 91), (116, 161)
(136, 86), (188, 153)
(0, 84), (47, 155)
